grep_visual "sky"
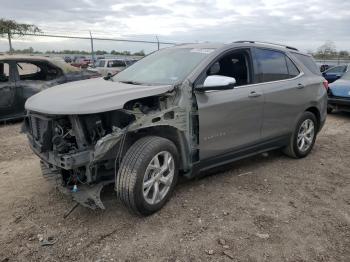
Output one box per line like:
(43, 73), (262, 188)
(1, 0), (350, 53)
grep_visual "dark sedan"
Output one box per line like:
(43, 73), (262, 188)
(328, 68), (350, 113)
(322, 64), (348, 83)
(0, 55), (99, 121)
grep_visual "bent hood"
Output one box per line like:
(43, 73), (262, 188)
(25, 78), (173, 115)
(329, 79), (350, 98)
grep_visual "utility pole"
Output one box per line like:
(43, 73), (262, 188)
(156, 35), (160, 50)
(90, 31), (95, 63)
(7, 31), (13, 53)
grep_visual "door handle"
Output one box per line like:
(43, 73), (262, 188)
(297, 83), (305, 89)
(248, 91), (262, 98)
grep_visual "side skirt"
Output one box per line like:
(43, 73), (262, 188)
(188, 134), (290, 178)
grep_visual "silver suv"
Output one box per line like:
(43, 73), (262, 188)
(24, 41), (327, 215)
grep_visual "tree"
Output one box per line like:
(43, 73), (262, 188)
(133, 50), (145, 56)
(0, 19), (41, 53)
(338, 50), (349, 58)
(316, 40), (337, 60)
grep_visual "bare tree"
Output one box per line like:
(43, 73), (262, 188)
(0, 19), (41, 53)
(316, 40), (337, 61)
(338, 50), (349, 58)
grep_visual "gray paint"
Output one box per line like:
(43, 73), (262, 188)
(24, 41), (327, 209)
(195, 85), (264, 159)
(25, 78), (173, 114)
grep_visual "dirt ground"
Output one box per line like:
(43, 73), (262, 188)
(0, 113), (349, 262)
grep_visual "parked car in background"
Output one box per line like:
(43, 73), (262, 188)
(24, 41), (327, 215)
(322, 64), (348, 83)
(328, 69), (350, 113)
(0, 55), (100, 121)
(88, 58), (137, 77)
(71, 57), (92, 69)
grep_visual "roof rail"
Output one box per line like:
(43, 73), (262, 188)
(234, 40), (299, 51)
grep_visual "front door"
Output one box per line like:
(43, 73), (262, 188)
(194, 49), (264, 160)
(0, 61), (18, 120)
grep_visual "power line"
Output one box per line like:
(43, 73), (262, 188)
(13, 32), (177, 45)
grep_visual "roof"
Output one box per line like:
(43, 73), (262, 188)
(171, 41), (308, 56)
(173, 42), (226, 49)
(98, 58), (138, 61)
(0, 54), (80, 73)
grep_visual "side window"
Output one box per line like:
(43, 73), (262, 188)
(255, 48), (289, 82)
(205, 49), (252, 86)
(46, 64), (61, 80)
(17, 62), (41, 80)
(0, 63), (10, 83)
(326, 66), (346, 74)
(109, 60), (126, 67)
(286, 57), (300, 78)
(292, 53), (321, 75)
(98, 60), (106, 67)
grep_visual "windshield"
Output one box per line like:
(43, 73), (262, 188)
(113, 48), (214, 85)
(340, 68), (350, 80)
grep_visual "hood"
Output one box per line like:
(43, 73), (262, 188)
(25, 78), (173, 115)
(329, 79), (350, 98)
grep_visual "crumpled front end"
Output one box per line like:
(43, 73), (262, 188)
(24, 109), (134, 209)
(24, 89), (191, 209)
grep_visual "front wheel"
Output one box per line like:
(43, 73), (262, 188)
(283, 112), (317, 158)
(116, 136), (179, 216)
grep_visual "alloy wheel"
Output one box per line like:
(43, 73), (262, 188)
(143, 151), (175, 205)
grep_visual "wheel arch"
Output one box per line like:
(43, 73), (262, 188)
(305, 106), (321, 131)
(125, 125), (191, 173)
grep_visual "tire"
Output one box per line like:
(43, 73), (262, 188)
(327, 106), (333, 114)
(283, 112), (317, 159)
(116, 136), (179, 216)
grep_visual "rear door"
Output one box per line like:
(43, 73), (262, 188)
(195, 48), (264, 160)
(253, 48), (305, 139)
(0, 61), (18, 119)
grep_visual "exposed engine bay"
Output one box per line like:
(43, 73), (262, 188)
(24, 90), (194, 209)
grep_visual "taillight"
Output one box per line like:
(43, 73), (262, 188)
(323, 79), (329, 90)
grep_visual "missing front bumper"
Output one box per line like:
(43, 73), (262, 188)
(57, 180), (114, 210)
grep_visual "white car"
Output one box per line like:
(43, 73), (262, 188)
(88, 59), (136, 77)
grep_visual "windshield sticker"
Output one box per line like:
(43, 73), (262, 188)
(190, 48), (215, 54)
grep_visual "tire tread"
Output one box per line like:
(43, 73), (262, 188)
(116, 136), (174, 215)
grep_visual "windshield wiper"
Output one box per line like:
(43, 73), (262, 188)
(119, 80), (143, 85)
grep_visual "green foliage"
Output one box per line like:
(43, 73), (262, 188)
(0, 18), (41, 37)
(12, 47), (41, 54)
(133, 50), (145, 56)
(11, 47), (146, 56)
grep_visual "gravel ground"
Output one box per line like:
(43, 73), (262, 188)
(0, 113), (349, 262)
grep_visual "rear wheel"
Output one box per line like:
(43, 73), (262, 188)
(283, 112), (317, 158)
(116, 136), (179, 216)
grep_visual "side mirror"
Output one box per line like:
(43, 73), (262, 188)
(196, 75), (236, 92)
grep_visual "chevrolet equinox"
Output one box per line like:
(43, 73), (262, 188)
(24, 41), (327, 215)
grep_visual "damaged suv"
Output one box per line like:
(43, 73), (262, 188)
(24, 41), (327, 215)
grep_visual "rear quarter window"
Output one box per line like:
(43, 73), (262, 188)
(292, 53), (321, 75)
